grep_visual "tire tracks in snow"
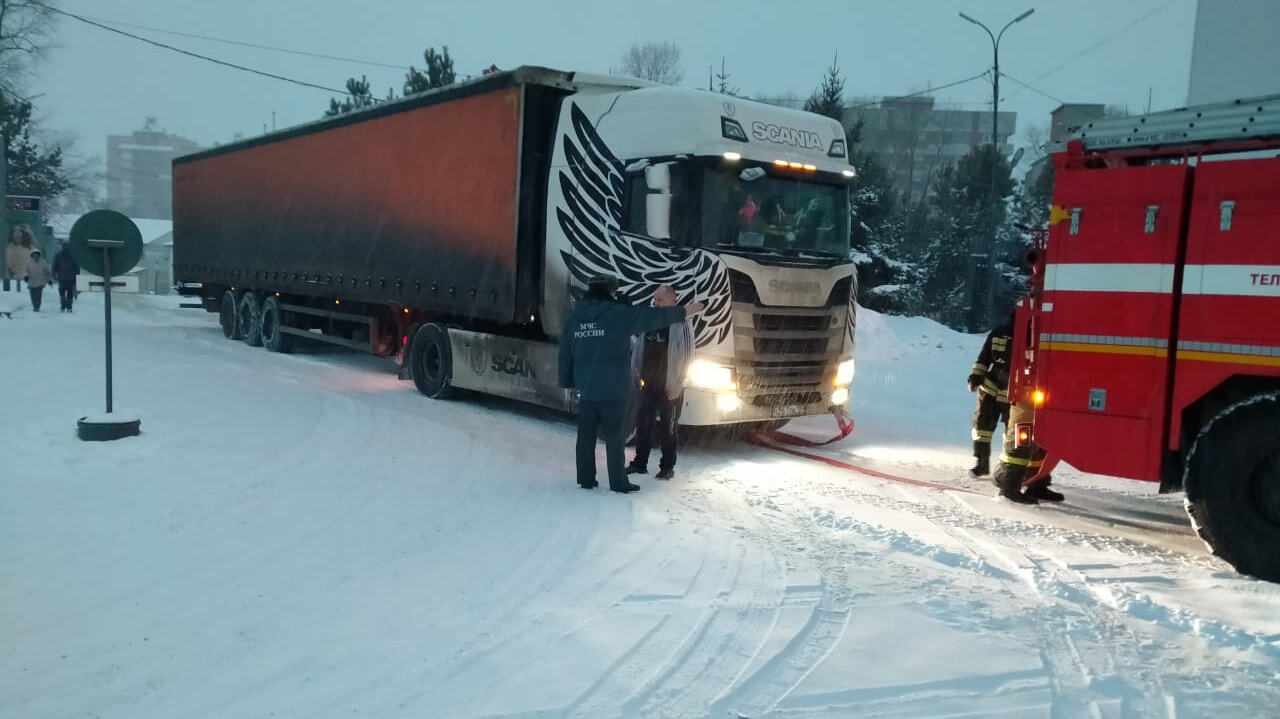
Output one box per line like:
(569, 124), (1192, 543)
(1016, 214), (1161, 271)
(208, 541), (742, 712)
(564, 481), (798, 719)
(723, 459), (1280, 717)
(705, 605), (850, 718)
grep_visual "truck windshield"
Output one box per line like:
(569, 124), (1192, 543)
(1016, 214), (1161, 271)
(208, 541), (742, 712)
(701, 164), (850, 258)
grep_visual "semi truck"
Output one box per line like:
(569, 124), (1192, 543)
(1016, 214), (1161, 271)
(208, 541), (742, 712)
(173, 66), (858, 427)
(1011, 94), (1280, 581)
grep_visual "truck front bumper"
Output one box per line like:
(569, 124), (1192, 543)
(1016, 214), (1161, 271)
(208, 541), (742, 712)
(678, 387), (848, 426)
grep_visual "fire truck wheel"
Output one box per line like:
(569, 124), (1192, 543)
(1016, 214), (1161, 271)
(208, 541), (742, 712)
(410, 323), (456, 399)
(260, 295), (293, 353)
(220, 290), (242, 340)
(239, 292), (264, 347)
(1183, 391), (1280, 583)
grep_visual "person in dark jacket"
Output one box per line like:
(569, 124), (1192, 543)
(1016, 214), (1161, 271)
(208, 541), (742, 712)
(559, 275), (703, 493)
(627, 284), (695, 480)
(967, 317), (1013, 477)
(52, 244), (79, 312)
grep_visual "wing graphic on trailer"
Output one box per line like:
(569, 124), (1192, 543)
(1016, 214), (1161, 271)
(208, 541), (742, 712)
(555, 103), (732, 349)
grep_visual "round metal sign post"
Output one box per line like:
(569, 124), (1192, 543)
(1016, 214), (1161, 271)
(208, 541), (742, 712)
(68, 210), (144, 441)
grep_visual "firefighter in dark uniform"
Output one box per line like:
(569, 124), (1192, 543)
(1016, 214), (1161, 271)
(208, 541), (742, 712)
(559, 275), (703, 494)
(992, 398), (1065, 503)
(967, 318), (1013, 477)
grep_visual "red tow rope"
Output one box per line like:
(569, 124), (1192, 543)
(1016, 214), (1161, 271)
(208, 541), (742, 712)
(751, 407), (855, 447)
(746, 409), (983, 495)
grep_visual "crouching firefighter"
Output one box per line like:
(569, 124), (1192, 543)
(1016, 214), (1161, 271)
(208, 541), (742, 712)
(992, 398), (1065, 504)
(967, 317), (1013, 477)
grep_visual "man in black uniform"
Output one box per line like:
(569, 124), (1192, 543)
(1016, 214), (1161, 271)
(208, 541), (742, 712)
(559, 275), (703, 494)
(968, 316), (1013, 477)
(627, 285), (694, 480)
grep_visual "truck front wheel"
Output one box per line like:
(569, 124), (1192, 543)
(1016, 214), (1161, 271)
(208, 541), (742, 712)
(239, 292), (264, 347)
(1183, 391), (1280, 582)
(409, 323), (456, 399)
(220, 290), (242, 340)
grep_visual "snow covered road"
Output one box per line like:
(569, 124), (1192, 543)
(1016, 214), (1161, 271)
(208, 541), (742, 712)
(2, 294), (1278, 718)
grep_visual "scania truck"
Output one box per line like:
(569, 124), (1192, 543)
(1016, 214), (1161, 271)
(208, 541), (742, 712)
(174, 66), (857, 427)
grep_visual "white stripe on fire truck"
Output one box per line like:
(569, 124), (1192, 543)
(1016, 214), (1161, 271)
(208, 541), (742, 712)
(1044, 263), (1175, 294)
(1180, 265), (1280, 297)
(1045, 263), (1280, 297)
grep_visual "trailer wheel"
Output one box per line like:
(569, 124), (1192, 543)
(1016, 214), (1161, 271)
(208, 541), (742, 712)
(239, 292), (264, 347)
(219, 290), (242, 340)
(260, 295), (293, 353)
(409, 323), (456, 399)
(1183, 391), (1280, 582)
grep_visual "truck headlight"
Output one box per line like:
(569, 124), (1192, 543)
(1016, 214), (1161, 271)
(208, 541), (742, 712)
(835, 359), (855, 386)
(716, 393), (741, 412)
(687, 360), (736, 391)
(831, 388), (849, 406)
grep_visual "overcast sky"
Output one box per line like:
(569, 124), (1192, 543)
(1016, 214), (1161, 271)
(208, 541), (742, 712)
(32, 0), (1197, 165)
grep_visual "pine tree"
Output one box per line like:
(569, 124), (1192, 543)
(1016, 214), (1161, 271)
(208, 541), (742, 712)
(1, 97), (70, 198)
(404, 46), (456, 96)
(713, 57), (739, 96)
(849, 151), (896, 250)
(849, 150), (919, 314)
(920, 145), (1016, 329)
(324, 76), (377, 117)
(803, 55), (845, 122)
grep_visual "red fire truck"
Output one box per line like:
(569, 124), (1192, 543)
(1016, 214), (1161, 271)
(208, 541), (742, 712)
(1012, 94), (1280, 582)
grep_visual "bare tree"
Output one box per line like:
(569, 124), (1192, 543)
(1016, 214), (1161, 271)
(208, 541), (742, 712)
(620, 41), (683, 85)
(44, 131), (105, 215)
(0, 0), (55, 94)
(1020, 124), (1049, 162)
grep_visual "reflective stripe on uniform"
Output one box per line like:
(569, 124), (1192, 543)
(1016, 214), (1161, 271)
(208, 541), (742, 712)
(980, 379), (1008, 402)
(1000, 454), (1043, 468)
(971, 363), (987, 376)
(973, 429), (994, 441)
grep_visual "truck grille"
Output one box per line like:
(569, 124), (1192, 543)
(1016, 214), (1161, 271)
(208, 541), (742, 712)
(728, 271), (851, 404)
(754, 314), (830, 333)
(751, 391), (825, 407)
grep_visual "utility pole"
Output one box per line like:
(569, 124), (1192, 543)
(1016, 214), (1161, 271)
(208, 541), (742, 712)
(1, 90), (10, 285)
(959, 7), (1034, 332)
(1, 92), (8, 218)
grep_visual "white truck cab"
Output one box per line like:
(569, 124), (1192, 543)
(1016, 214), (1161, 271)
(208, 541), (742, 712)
(544, 80), (857, 426)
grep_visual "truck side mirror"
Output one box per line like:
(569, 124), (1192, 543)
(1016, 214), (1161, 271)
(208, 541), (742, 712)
(645, 164), (673, 240)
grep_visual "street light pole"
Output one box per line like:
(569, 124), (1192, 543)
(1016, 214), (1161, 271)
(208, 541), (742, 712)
(958, 7), (1034, 331)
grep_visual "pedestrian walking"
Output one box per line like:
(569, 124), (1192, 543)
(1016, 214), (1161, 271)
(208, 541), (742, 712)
(559, 275), (703, 494)
(967, 316), (1013, 477)
(24, 249), (54, 312)
(627, 284), (694, 480)
(52, 244), (80, 312)
(5, 225), (36, 293)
